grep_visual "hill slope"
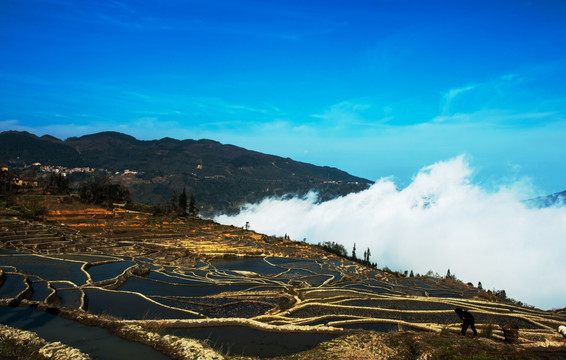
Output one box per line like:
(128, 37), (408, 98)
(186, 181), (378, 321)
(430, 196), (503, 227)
(0, 131), (371, 215)
(1, 195), (565, 359)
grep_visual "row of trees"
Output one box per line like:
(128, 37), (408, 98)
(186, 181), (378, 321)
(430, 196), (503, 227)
(78, 176), (200, 217)
(352, 243), (377, 267)
(316, 241), (378, 269)
(78, 177), (130, 206)
(45, 173), (71, 194)
(153, 188), (199, 217)
(317, 240), (492, 294)
(318, 241), (348, 257)
(173, 188), (199, 216)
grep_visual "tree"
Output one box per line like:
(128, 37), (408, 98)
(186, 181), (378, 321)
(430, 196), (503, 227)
(319, 241), (347, 257)
(178, 188), (188, 216)
(170, 191), (177, 212)
(364, 247), (371, 263)
(445, 268), (457, 280)
(425, 270), (440, 278)
(188, 193), (199, 216)
(494, 289), (507, 300)
(46, 172), (70, 194)
(409, 270), (414, 277)
(352, 243), (357, 260)
(478, 281), (483, 290)
(78, 175), (130, 207)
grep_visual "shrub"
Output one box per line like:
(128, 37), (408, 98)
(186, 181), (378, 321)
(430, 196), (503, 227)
(480, 323), (494, 339)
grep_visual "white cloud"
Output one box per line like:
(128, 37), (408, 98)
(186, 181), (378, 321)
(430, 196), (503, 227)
(216, 156), (566, 310)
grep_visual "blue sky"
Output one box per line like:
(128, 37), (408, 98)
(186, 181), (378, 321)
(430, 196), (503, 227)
(1, 0), (566, 193)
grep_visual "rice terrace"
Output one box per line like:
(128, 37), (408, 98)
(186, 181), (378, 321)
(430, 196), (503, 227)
(3, 0), (566, 358)
(1, 194), (565, 359)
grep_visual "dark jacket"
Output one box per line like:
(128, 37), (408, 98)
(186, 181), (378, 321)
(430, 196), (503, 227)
(455, 308), (475, 323)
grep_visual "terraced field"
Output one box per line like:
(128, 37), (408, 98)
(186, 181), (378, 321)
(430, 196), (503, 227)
(0, 196), (565, 359)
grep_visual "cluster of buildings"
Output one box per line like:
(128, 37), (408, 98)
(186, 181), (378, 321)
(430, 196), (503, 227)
(1, 163), (38, 188)
(38, 164), (97, 177)
(0, 162), (142, 190)
(116, 169), (140, 175)
(37, 164), (140, 177)
(1, 163), (100, 189)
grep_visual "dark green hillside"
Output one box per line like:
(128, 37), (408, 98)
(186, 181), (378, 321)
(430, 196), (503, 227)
(0, 131), (372, 215)
(65, 132), (365, 182)
(0, 131), (82, 167)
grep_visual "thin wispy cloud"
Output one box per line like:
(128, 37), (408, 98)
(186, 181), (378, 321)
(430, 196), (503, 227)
(311, 100), (393, 133)
(95, 14), (142, 30)
(441, 85), (476, 115)
(133, 110), (184, 116)
(431, 109), (562, 127)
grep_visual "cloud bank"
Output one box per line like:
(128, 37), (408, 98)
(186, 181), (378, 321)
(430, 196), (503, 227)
(215, 156), (566, 310)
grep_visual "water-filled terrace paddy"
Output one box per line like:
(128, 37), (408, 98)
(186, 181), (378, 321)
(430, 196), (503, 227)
(2, 248), (565, 356)
(1, 202), (566, 358)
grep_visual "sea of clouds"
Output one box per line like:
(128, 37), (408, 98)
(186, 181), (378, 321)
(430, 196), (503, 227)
(215, 156), (566, 310)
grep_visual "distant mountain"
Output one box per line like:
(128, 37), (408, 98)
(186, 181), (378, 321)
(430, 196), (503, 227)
(0, 131), (372, 215)
(0, 131), (83, 166)
(524, 190), (566, 208)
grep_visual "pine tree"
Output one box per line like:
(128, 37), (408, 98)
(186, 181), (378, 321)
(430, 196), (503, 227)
(352, 243), (357, 260)
(170, 191), (177, 212)
(188, 194), (199, 216)
(178, 188), (188, 216)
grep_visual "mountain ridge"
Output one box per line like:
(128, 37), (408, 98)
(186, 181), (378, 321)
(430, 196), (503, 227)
(0, 130), (372, 215)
